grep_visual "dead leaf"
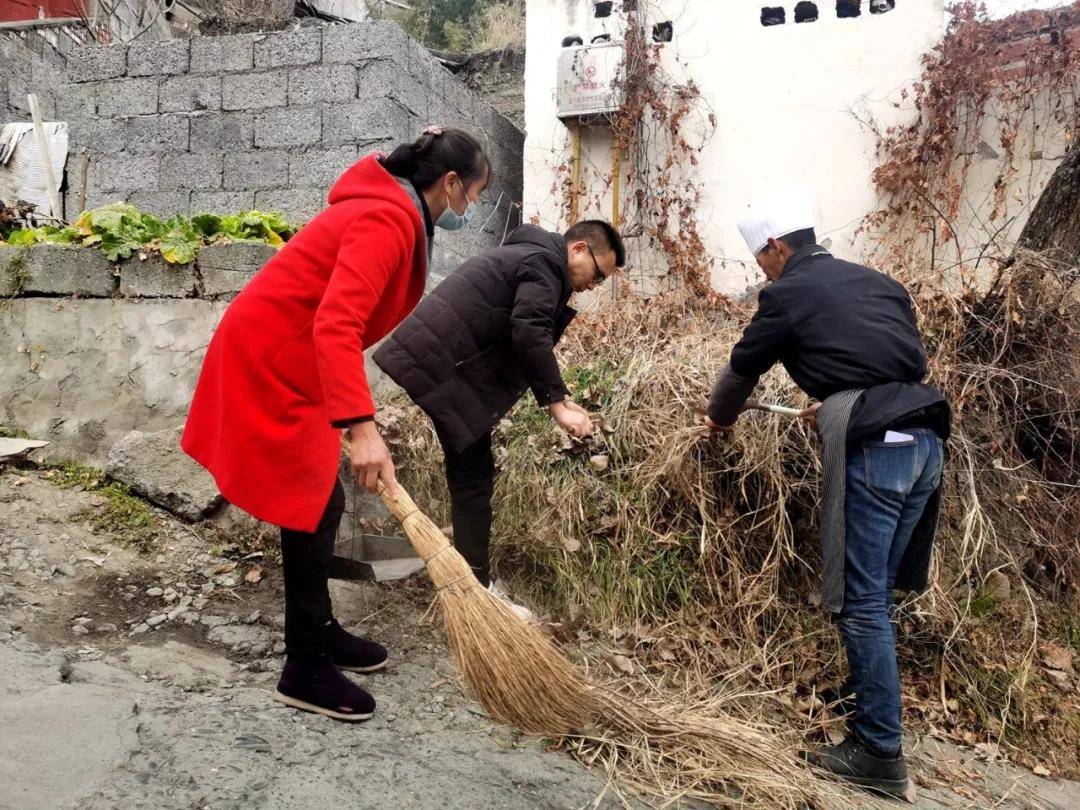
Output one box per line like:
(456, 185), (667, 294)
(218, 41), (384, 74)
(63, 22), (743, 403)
(1041, 642), (1074, 673)
(213, 562), (237, 575)
(1033, 764), (1051, 777)
(244, 566), (264, 584)
(609, 654), (635, 675)
(562, 537), (581, 553)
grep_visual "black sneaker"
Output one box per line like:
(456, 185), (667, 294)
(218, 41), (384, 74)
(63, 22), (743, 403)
(802, 735), (910, 798)
(272, 654), (375, 722)
(327, 618), (388, 673)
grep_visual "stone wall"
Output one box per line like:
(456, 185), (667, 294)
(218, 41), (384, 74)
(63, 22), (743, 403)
(10, 20), (523, 282)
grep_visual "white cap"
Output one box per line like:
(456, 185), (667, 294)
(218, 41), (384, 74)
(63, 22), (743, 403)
(737, 187), (815, 256)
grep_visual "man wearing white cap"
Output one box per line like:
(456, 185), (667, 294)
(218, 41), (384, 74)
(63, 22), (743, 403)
(705, 190), (951, 798)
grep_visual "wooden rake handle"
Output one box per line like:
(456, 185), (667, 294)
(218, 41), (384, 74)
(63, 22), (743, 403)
(744, 399), (803, 418)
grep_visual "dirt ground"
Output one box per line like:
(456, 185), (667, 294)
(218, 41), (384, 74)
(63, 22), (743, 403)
(1, 466), (1078, 810)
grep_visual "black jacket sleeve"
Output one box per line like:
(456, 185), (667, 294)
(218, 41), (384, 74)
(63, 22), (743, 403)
(510, 261), (570, 406)
(729, 287), (793, 379)
(707, 364), (758, 426)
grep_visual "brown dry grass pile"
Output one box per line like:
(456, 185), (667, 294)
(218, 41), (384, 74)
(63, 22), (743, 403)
(381, 250), (1080, 785)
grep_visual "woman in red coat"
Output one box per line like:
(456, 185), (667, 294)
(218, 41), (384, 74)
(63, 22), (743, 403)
(182, 128), (491, 721)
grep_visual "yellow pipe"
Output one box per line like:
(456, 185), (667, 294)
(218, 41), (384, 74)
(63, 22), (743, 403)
(570, 123), (582, 223)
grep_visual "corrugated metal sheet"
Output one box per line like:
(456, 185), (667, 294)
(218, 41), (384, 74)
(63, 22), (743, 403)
(0, 121), (69, 218)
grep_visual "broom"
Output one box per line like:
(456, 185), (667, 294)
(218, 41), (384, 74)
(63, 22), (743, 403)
(376, 481), (837, 807)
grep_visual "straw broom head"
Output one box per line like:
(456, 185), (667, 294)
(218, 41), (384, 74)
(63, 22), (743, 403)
(380, 483), (598, 734)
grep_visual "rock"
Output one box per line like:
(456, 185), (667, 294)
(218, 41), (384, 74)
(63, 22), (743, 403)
(145, 587), (164, 597)
(206, 624), (264, 649)
(93, 623), (118, 633)
(53, 653), (73, 682)
(192, 596), (208, 610)
(985, 570), (1011, 603)
(0, 583), (6, 601)
(132, 623), (150, 635)
(249, 641), (270, 657)
(72, 625), (90, 636)
(74, 617), (94, 626)
(146, 614), (168, 628)
(272, 641), (286, 655)
(106, 427), (223, 521)
(166, 607), (185, 621)
(54, 562), (77, 578)
(244, 610), (261, 625)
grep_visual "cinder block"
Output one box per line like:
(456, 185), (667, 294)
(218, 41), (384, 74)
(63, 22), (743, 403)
(0, 246), (24, 296)
(127, 39), (190, 77)
(191, 190), (255, 214)
(119, 254), (197, 297)
(222, 71), (288, 111)
(67, 45), (126, 83)
(190, 111), (254, 151)
(191, 33), (257, 73)
(160, 74), (222, 112)
(127, 190), (191, 218)
(89, 154), (159, 193)
(126, 115), (190, 155)
(254, 188), (324, 223)
(197, 242), (276, 297)
(288, 64), (355, 105)
(54, 84), (97, 119)
(254, 28), (321, 69)
(254, 107), (321, 148)
(69, 117), (127, 155)
(94, 77), (159, 117)
(322, 98), (409, 147)
(18, 244), (117, 297)
(288, 146), (357, 189)
(357, 59), (427, 118)
(323, 21), (410, 64)
(224, 150), (289, 191)
(160, 152), (224, 191)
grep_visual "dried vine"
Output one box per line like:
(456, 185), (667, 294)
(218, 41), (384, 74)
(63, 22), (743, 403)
(865, 1), (1080, 271)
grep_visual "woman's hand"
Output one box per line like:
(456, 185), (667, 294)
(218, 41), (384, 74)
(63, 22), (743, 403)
(550, 401), (594, 438)
(347, 420), (398, 496)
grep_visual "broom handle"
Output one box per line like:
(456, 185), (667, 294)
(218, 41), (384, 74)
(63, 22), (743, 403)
(376, 480), (420, 523)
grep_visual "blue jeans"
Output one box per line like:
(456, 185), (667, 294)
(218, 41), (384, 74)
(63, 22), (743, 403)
(838, 428), (942, 755)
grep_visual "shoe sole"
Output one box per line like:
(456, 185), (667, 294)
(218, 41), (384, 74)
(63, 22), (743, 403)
(336, 659), (388, 674)
(837, 774), (911, 799)
(271, 690), (373, 722)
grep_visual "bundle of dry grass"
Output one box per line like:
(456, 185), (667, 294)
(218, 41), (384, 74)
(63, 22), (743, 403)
(376, 482), (836, 808)
(382, 250), (1080, 780)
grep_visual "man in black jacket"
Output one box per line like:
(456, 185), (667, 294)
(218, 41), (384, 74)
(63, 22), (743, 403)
(374, 220), (625, 614)
(706, 192), (950, 798)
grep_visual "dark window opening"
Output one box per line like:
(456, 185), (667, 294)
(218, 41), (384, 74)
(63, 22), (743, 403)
(591, 34), (612, 44)
(594, 1), (613, 17)
(561, 35), (584, 47)
(869, 0), (895, 12)
(652, 21), (673, 42)
(837, 1), (861, 18)
(761, 6), (786, 26)
(623, 0), (638, 10)
(795, 2), (819, 22)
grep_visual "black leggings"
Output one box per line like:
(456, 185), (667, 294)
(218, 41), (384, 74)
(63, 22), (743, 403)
(437, 430), (495, 587)
(280, 479), (345, 657)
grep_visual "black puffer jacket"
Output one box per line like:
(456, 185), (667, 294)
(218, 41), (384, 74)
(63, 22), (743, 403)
(373, 225), (575, 452)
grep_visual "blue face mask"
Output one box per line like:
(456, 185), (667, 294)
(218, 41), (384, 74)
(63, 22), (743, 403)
(435, 189), (476, 231)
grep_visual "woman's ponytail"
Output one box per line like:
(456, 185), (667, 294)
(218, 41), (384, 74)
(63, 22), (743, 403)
(380, 127), (491, 191)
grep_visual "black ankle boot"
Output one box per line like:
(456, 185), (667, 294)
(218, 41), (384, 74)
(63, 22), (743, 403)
(802, 734), (910, 798)
(273, 654), (375, 722)
(328, 618), (388, 673)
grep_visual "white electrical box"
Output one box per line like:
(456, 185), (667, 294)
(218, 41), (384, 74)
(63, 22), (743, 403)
(556, 42), (625, 120)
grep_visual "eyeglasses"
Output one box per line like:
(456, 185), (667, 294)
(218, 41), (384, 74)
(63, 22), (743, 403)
(587, 244), (607, 285)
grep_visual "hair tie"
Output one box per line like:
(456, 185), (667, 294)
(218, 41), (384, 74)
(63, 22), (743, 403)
(423, 125), (444, 136)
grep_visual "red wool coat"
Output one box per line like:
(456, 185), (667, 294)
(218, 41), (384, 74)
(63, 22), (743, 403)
(181, 155), (428, 531)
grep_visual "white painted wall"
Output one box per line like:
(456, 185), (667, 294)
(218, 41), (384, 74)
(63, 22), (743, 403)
(524, 0), (946, 294)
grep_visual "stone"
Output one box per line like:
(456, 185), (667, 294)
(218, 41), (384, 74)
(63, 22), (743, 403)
(254, 107), (322, 149)
(93, 77), (159, 117)
(254, 28), (321, 69)
(190, 33), (257, 73)
(288, 64), (355, 106)
(106, 426), (223, 521)
(196, 242), (275, 297)
(93, 623), (118, 633)
(132, 623), (150, 634)
(221, 71), (288, 111)
(160, 152), (224, 192)
(272, 641), (286, 655)
(125, 115), (190, 155)
(54, 562), (76, 578)
(72, 625), (90, 635)
(160, 74), (222, 113)
(127, 39), (190, 77)
(89, 153), (160, 194)
(66, 44), (126, 82)
(119, 255), (198, 298)
(322, 97), (410, 147)
(146, 614), (167, 628)
(244, 610), (262, 625)
(224, 150), (289, 191)
(287, 146), (357, 189)
(12, 244), (116, 297)
(206, 624), (264, 649)
(145, 587), (164, 597)
(189, 112), (255, 152)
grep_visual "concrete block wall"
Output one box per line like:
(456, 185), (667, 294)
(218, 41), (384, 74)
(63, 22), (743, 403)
(46, 21), (524, 282)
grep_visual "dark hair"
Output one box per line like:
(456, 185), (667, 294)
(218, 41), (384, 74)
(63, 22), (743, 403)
(564, 219), (626, 267)
(379, 128), (491, 192)
(760, 227), (816, 254)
